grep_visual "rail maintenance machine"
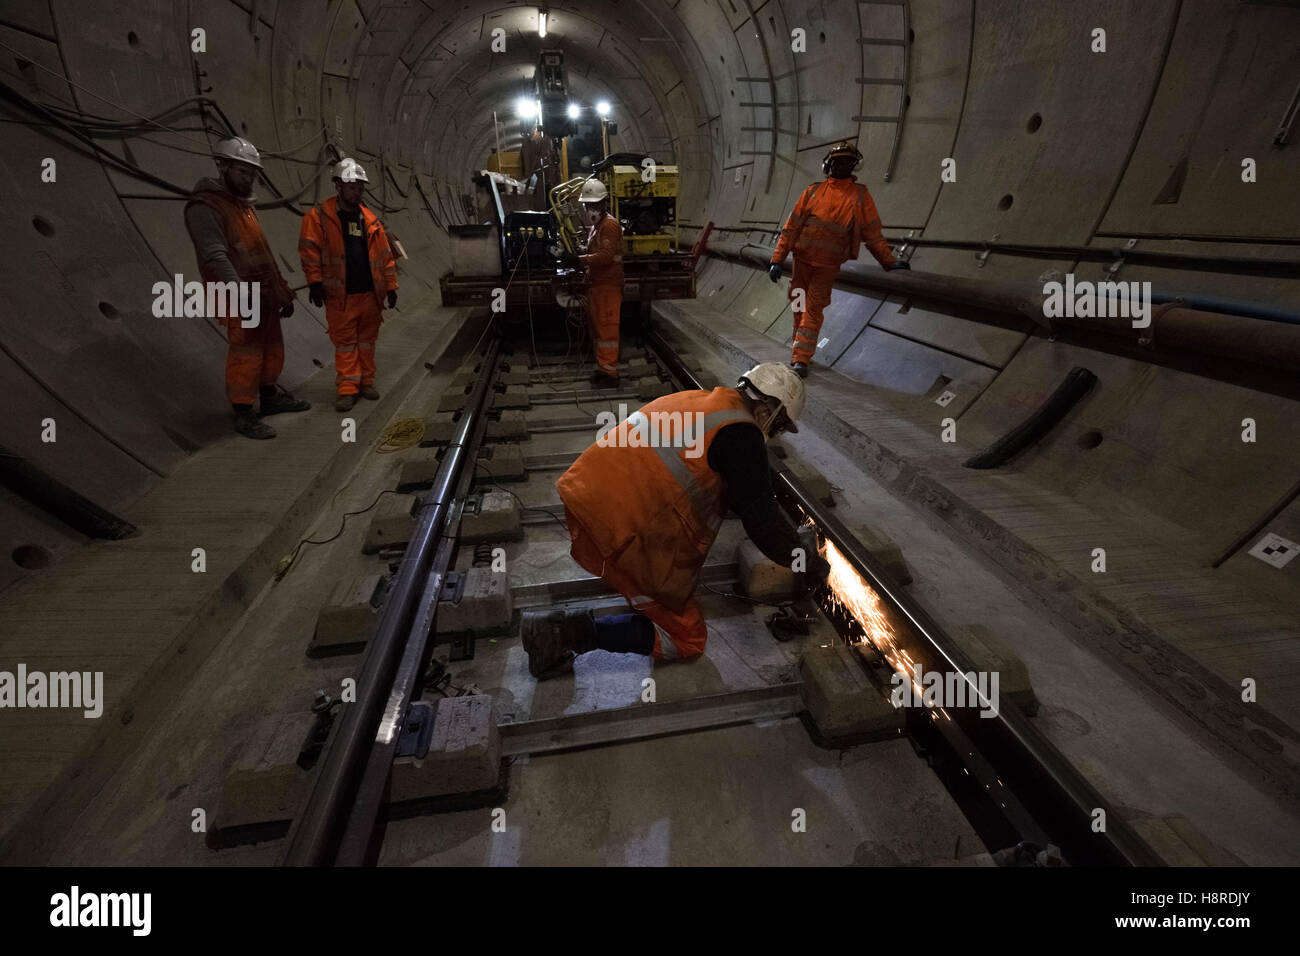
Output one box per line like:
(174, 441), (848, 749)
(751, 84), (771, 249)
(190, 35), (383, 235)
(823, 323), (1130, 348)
(439, 158), (700, 313)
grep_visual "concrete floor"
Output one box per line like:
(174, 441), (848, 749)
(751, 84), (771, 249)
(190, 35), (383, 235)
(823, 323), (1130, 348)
(660, 304), (1300, 865)
(12, 329), (984, 866)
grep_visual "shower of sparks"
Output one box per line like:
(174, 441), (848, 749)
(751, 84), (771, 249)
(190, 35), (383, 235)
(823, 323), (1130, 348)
(822, 538), (926, 706)
(823, 538), (900, 661)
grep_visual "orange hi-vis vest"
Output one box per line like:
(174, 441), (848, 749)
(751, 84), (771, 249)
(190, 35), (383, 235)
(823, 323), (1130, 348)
(772, 177), (895, 268)
(298, 197), (398, 311)
(557, 387), (759, 613)
(186, 182), (294, 316)
(582, 212), (624, 287)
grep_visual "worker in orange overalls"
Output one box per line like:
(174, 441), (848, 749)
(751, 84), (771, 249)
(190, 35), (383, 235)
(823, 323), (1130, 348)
(770, 141), (910, 377)
(520, 363), (830, 679)
(299, 158), (398, 412)
(184, 136), (308, 439)
(577, 178), (623, 388)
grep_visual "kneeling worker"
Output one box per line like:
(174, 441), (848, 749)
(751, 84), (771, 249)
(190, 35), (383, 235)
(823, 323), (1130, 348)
(521, 362), (831, 679)
(299, 158), (398, 412)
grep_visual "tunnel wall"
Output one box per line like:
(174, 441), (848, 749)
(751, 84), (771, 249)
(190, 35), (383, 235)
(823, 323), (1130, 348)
(1, 0), (1297, 588)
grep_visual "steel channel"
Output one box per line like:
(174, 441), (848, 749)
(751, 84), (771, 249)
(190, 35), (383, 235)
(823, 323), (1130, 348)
(644, 324), (1162, 866)
(282, 333), (502, 866)
(500, 684), (802, 756)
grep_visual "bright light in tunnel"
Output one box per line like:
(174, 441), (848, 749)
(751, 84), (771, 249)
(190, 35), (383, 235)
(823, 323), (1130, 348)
(538, 10), (548, 38)
(596, 100), (611, 118)
(515, 97), (532, 119)
(567, 102), (580, 119)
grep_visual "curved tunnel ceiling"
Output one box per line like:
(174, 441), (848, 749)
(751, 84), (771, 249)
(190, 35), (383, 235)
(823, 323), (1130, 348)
(0, 0), (1297, 577)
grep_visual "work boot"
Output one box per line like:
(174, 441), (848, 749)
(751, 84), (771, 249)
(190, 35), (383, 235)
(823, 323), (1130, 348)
(233, 407), (275, 440)
(260, 385), (311, 416)
(359, 384), (380, 401)
(791, 362), (809, 378)
(335, 393), (358, 413)
(520, 608), (597, 679)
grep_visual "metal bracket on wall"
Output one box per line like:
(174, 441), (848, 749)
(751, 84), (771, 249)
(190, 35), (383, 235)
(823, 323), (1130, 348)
(975, 233), (998, 267)
(895, 229), (916, 261)
(1105, 237), (1139, 278)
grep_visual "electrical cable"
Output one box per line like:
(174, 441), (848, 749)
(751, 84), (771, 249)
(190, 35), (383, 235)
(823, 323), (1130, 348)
(471, 460), (570, 533)
(273, 488), (408, 581)
(701, 582), (797, 609)
(375, 418), (426, 454)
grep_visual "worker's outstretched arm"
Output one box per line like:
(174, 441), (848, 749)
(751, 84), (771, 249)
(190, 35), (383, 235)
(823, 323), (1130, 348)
(707, 423), (829, 580)
(771, 187), (809, 264)
(580, 218), (621, 268)
(857, 189), (899, 268)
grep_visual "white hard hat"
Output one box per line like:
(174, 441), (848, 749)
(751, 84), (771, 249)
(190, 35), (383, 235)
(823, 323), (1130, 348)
(578, 178), (608, 203)
(333, 158), (369, 183)
(213, 136), (263, 169)
(739, 363), (805, 433)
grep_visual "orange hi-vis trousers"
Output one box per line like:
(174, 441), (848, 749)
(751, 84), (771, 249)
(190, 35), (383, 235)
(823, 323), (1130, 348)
(587, 283), (622, 379)
(326, 292), (383, 395)
(789, 258), (840, 364)
(225, 311), (284, 406)
(565, 508), (709, 661)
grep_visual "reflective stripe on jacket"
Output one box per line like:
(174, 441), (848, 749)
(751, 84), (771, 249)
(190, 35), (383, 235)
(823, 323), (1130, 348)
(556, 387), (759, 613)
(582, 212), (624, 287)
(298, 197), (398, 310)
(772, 177), (895, 267)
(185, 179), (293, 314)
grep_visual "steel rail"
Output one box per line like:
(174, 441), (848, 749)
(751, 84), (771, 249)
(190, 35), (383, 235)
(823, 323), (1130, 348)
(282, 333), (502, 866)
(644, 323), (1163, 866)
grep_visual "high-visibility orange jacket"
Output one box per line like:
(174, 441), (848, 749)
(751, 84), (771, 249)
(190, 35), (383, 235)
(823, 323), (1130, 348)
(556, 387), (758, 613)
(298, 197), (398, 311)
(185, 178), (294, 316)
(581, 212), (624, 287)
(771, 177), (896, 268)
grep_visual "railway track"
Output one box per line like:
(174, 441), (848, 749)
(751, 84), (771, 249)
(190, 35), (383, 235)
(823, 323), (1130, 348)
(240, 308), (1163, 867)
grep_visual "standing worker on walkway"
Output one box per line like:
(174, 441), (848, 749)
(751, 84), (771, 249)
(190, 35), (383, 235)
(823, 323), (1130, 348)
(299, 158), (399, 412)
(520, 363), (830, 679)
(577, 178), (623, 388)
(769, 141), (909, 378)
(185, 136), (309, 439)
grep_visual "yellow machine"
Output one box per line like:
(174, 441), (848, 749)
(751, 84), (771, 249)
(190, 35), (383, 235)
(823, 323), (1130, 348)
(550, 164), (680, 256)
(486, 149), (523, 179)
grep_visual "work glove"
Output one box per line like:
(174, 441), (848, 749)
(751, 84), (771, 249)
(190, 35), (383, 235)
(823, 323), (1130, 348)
(309, 282), (325, 307)
(551, 244), (579, 266)
(884, 260), (910, 271)
(281, 301), (294, 318)
(386, 290), (398, 309)
(794, 523), (830, 593)
(768, 263), (782, 283)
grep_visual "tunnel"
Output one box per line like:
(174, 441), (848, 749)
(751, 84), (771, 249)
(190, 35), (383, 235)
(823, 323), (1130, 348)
(0, 0), (1298, 890)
